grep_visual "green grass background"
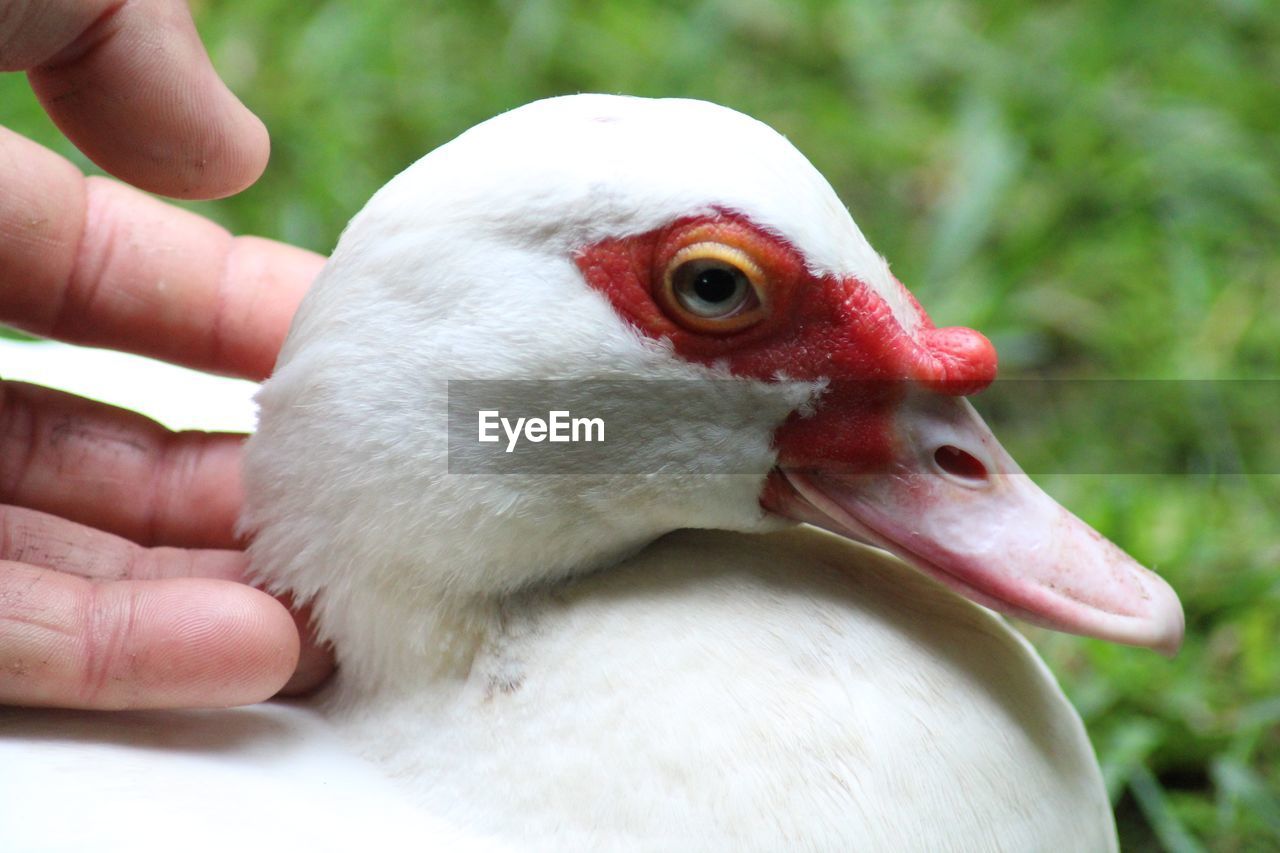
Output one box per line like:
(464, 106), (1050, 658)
(2, 1), (1277, 848)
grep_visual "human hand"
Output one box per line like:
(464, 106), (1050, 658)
(0, 0), (335, 708)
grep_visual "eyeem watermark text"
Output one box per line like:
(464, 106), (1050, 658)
(478, 410), (605, 453)
(448, 379), (1279, 474)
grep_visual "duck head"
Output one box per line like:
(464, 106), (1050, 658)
(242, 95), (1182, 691)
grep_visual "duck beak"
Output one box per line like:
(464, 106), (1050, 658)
(764, 386), (1185, 655)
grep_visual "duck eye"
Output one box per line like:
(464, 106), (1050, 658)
(660, 243), (767, 333)
(673, 260), (751, 318)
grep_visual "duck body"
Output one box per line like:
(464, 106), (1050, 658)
(341, 528), (1113, 851)
(0, 701), (501, 851)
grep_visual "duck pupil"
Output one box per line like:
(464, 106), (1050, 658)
(693, 267), (739, 303)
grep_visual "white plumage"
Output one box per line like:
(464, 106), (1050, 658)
(0, 95), (1183, 851)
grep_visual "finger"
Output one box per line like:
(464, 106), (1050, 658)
(0, 504), (244, 580)
(2, 0), (269, 199)
(0, 504), (338, 696)
(0, 381), (244, 549)
(0, 128), (324, 380)
(0, 561), (299, 709)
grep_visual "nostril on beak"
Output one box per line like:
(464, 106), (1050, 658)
(934, 445), (989, 483)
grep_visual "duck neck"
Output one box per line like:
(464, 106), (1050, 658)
(312, 527), (662, 702)
(324, 589), (500, 701)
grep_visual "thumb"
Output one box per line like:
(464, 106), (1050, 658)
(8, 0), (269, 200)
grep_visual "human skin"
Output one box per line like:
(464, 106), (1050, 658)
(0, 0), (335, 709)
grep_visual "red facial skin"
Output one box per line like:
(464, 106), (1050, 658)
(573, 212), (998, 475)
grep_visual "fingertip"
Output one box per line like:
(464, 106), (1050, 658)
(217, 106), (272, 199)
(208, 584), (302, 705)
(155, 85), (271, 201)
(133, 580), (301, 708)
(27, 0), (272, 199)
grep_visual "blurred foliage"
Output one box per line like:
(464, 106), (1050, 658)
(2, 0), (1277, 847)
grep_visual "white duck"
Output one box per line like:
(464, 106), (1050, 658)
(0, 95), (1183, 852)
